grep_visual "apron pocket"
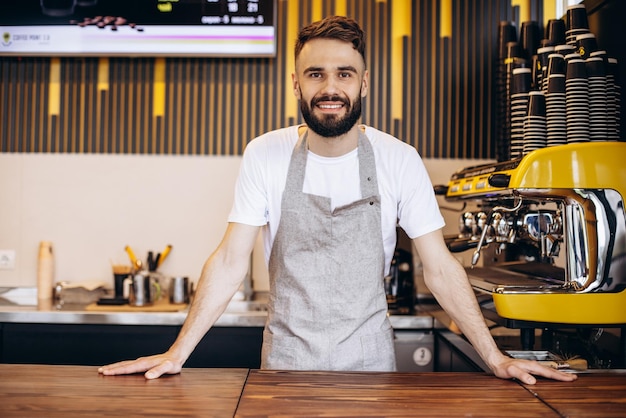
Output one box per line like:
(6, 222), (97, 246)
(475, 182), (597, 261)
(360, 327), (397, 371)
(261, 330), (297, 370)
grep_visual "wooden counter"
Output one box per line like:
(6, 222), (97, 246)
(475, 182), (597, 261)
(0, 364), (248, 417)
(1, 364), (625, 417)
(520, 373), (626, 418)
(237, 370), (554, 417)
(238, 370), (626, 417)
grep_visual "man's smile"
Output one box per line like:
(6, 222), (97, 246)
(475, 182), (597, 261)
(317, 103), (343, 109)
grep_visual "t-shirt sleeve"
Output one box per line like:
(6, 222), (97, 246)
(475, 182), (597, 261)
(397, 148), (445, 239)
(227, 138), (269, 226)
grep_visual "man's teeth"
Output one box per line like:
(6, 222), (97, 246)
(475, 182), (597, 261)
(318, 104), (342, 109)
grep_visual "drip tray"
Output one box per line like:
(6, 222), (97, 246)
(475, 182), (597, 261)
(468, 263), (566, 294)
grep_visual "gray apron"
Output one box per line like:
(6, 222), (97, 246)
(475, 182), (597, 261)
(262, 129), (396, 371)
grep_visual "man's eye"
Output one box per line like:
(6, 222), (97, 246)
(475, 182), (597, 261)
(339, 72), (351, 78)
(309, 72), (322, 78)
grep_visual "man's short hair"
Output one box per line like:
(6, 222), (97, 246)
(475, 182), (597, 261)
(294, 16), (366, 64)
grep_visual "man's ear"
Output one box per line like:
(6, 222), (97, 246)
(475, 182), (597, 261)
(292, 73), (301, 99)
(361, 70), (369, 98)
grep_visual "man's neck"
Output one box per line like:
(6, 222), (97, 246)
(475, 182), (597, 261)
(302, 124), (364, 157)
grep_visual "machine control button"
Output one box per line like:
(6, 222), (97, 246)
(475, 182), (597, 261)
(488, 173), (511, 188)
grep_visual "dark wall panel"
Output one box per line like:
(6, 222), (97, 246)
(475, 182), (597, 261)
(0, 0), (545, 158)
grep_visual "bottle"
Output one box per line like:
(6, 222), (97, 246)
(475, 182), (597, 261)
(37, 241), (55, 302)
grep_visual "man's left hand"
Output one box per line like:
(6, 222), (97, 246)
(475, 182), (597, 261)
(491, 357), (578, 384)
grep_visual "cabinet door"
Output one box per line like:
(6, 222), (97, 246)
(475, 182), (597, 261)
(394, 331), (435, 372)
(435, 331), (486, 372)
(187, 327), (263, 368)
(1, 323), (263, 368)
(1, 323), (178, 365)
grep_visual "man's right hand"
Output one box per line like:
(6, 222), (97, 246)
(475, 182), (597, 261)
(98, 353), (183, 380)
(98, 223), (261, 381)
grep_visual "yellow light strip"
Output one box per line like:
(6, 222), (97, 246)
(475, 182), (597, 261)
(511, 0), (531, 23)
(335, 0), (347, 17)
(312, 0), (323, 22)
(153, 57), (166, 118)
(285, 1), (299, 121)
(391, 1), (411, 121)
(48, 57), (61, 116)
(97, 57), (109, 91)
(440, 0), (452, 38)
(543, 0), (557, 28)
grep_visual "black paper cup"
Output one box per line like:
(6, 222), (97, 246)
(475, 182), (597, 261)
(537, 46), (555, 91)
(576, 33), (598, 59)
(546, 18), (566, 46)
(590, 50), (608, 71)
(547, 74), (566, 93)
(566, 59), (587, 80)
(506, 41), (522, 61)
(512, 67), (532, 94)
(547, 53), (566, 77)
(521, 21), (541, 60)
(531, 54), (542, 89)
(527, 91), (547, 117)
(607, 57), (621, 84)
(567, 4), (589, 31)
(555, 44), (576, 57)
(537, 46), (555, 69)
(498, 21), (518, 59)
(540, 39), (553, 48)
(565, 53), (582, 62)
(585, 57), (606, 78)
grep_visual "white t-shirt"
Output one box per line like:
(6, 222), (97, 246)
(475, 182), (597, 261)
(228, 125), (445, 274)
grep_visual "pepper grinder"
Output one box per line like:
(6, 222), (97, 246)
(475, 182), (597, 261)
(37, 241), (55, 305)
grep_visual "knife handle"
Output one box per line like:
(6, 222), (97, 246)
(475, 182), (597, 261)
(157, 244), (172, 268)
(125, 246), (138, 267)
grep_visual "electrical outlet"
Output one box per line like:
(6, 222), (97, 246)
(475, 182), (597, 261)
(0, 250), (16, 270)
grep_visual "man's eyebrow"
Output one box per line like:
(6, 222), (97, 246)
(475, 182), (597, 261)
(303, 66), (325, 73)
(303, 65), (359, 73)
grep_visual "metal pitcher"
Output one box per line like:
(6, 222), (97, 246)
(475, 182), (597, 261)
(127, 272), (161, 306)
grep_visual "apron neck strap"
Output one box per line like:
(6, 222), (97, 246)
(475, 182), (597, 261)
(284, 127), (379, 197)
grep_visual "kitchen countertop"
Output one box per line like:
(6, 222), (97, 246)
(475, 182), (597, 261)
(1, 364), (625, 417)
(0, 288), (435, 329)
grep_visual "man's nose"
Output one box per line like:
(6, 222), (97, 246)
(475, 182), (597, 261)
(320, 76), (341, 95)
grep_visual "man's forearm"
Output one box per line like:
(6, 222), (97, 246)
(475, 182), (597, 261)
(167, 250), (250, 365)
(424, 257), (504, 369)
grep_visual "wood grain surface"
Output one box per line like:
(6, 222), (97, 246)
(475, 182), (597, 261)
(521, 372), (626, 418)
(2, 365), (625, 417)
(236, 370), (555, 417)
(0, 364), (247, 418)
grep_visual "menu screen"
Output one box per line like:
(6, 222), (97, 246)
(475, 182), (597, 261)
(0, 0), (276, 57)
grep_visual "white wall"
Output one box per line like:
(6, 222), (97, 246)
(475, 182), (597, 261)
(0, 153), (492, 291)
(0, 153), (240, 288)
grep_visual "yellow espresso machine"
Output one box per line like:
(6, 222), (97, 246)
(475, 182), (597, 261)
(443, 142), (626, 358)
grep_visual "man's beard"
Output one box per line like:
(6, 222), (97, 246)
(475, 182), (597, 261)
(299, 90), (362, 138)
